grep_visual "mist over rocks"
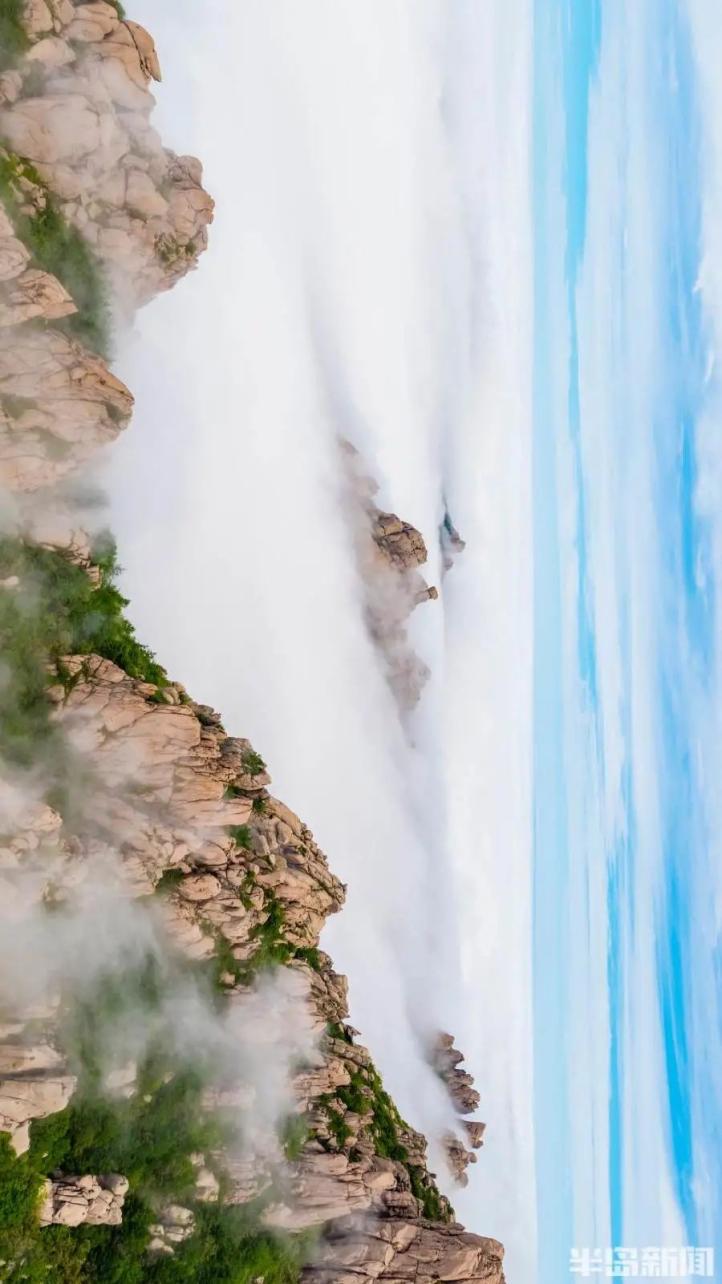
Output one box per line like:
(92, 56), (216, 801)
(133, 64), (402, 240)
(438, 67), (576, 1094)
(430, 1033), (486, 1188)
(0, 3), (505, 1281)
(342, 438), (440, 712)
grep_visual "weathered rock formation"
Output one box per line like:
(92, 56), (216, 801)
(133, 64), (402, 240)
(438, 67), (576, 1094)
(148, 1204), (197, 1255)
(39, 1173), (129, 1227)
(432, 1032), (486, 1187)
(0, 5), (505, 1282)
(0, 0), (212, 495)
(304, 1219), (506, 1284)
(342, 440), (439, 711)
(0, 2), (213, 310)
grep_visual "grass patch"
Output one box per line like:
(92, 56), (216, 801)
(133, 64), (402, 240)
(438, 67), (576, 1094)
(335, 1069), (368, 1118)
(207, 894), (293, 991)
(0, 0), (29, 72)
(408, 1166), (445, 1221)
(227, 825), (252, 850)
(324, 1063), (452, 1223)
(325, 1021), (352, 1045)
(281, 1115), (308, 1162)
(322, 1107), (352, 1150)
(365, 1071), (408, 1163)
(0, 152), (111, 354)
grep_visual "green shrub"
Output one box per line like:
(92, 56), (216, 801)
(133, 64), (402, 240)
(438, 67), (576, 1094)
(323, 1107), (351, 1150)
(248, 896), (292, 970)
(281, 1115), (308, 1162)
(144, 1205), (305, 1284)
(0, 1133), (44, 1246)
(155, 867), (186, 895)
(241, 750), (266, 777)
(367, 1078), (408, 1162)
(228, 825), (252, 850)
(0, 153), (111, 354)
(325, 1021), (352, 1045)
(293, 946), (322, 972)
(0, 538), (166, 763)
(73, 1195), (154, 1284)
(336, 1070), (368, 1117)
(408, 1166), (445, 1221)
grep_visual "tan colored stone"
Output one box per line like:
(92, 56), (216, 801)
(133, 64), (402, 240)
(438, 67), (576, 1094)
(22, 0), (53, 37)
(177, 873), (221, 903)
(125, 168), (168, 219)
(0, 95), (102, 163)
(0, 1043), (64, 1074)
(0, 268), (76, 326)
(66, 2), (120, 43)
(25, 35), (75, 67)
(124, 21), (162, 81)
(0, 1075), (77, 1153)
(0, 234), (30, 282)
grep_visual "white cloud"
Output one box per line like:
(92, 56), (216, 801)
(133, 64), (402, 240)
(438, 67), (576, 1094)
(110, 0), (538, 1274)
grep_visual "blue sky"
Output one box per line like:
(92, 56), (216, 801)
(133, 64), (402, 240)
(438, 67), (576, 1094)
(533, 0), (722, 1276)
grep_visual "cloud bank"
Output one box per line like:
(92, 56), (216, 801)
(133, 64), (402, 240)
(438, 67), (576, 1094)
(109, 0), (537, 1276)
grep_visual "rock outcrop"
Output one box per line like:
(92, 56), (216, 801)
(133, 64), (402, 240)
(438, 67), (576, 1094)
(304, 1219), (505, 1284)
(342, 440), (439, 711)
(0, 326), (134, 491)
(0, 5), (504, 1281)
(39, 1173), (129, 1227)
(148, 1204), (197, 1255)
(432, 1033), (486, 1187)
(0, 3), (213, 310)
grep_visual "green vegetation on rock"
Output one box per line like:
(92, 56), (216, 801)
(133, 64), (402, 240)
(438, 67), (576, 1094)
(0, 1133), (44, 1259)
(293, 946), (323, 972)
(0, 953), (309, 1282)
(144, 1206), (307, 1284)
(0, 0), (29, 73)
(0, 537), (166, 763)
(241, 749), (266, 777)
(228, 824), (252, 850)
(154, 867), (187, 896)
(0, 152), (111, 355)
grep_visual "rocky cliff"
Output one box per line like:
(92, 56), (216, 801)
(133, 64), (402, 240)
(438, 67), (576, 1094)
(0, 5), (504, 1281)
